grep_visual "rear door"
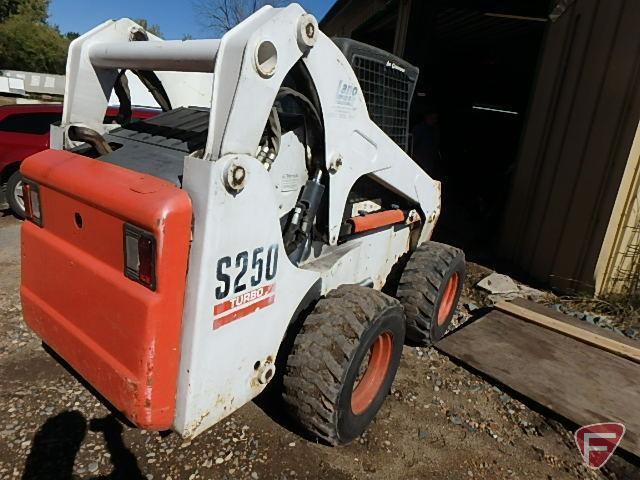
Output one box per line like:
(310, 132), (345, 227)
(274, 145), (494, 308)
(20, 148), (193, 429)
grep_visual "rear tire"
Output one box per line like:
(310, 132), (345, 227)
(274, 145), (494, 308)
(396, 241), (465, 346)
(6, 170), (25, 219)
(283, 285), (405, 445)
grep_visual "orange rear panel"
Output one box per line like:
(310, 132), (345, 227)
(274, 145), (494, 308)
(20, 149), (192, 429)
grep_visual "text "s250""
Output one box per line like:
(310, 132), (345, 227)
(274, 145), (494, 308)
(215, 245), (278, 300)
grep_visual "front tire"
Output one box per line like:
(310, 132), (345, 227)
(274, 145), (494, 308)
(6, 170), (25, 219)
(283, 285), (405, 445)
(396, 241), (465, 346)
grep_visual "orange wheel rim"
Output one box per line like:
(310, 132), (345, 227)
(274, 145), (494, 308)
(351, 332), (393, 415)
(437, 272), (459, 325)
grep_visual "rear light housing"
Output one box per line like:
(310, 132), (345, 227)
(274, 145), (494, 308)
(22, 179), (43, 226)
(124, 223), (157, 290)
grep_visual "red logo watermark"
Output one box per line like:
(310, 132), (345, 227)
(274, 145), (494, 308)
(574, 422), (625, 469)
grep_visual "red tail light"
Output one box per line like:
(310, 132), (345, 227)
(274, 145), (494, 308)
(124, 224), (156, 290)
(22, 180), (43, 226)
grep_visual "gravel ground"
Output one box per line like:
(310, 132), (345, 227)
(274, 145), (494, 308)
(0, 213), (636, 479)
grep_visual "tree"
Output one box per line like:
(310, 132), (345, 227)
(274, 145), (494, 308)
(0, 14), (68, 74)
(0, 0), (49, 24)
(193, 0), (284, 35)
(132, 18), (163, 38)
(0, 0), (70, 75)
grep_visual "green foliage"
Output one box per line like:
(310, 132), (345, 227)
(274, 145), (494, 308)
(132, 18), (163, 38)
(0, 0), (20, 22)
(0, 0), (49, 23)
(0, 1), (165, 76)
(0, 14), (69, 74)
(18, 0), (49, 22)
(0, 0), (71, 75)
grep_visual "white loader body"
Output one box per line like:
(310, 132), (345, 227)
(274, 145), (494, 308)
(41, 4), (440, 438)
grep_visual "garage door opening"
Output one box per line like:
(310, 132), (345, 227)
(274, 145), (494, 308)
(324, 0), (640, 292)
(405, 2), (549, 265)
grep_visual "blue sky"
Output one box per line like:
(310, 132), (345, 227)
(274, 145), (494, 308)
(49, 1), (336, 39)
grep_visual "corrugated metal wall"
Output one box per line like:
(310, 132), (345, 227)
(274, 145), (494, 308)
(499, 0), (640, 292)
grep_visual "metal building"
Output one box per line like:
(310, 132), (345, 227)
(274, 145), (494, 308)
(322, 0), (640, 295)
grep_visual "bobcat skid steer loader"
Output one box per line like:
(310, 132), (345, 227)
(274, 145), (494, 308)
(20, 4), (465, 445)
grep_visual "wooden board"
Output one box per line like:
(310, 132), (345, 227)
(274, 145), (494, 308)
(510, 298), (640, 350)
(437, 310), (640, 457)
(495, 300), (640, 364)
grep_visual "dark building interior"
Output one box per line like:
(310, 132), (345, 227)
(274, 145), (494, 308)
(350, 0), (551, 265)
(323, 0), (640, 293)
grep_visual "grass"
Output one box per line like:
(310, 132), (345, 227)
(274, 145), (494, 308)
(552, 292), (640, 328)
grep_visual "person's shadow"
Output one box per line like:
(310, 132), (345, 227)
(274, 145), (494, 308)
(22, 411), (144, 480)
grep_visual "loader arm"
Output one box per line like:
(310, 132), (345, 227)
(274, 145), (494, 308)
(177, 4), (441, 436)
(214, 8), (441, 245)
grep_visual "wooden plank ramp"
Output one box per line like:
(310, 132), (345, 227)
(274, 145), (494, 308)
(495, 300), (640, 364)
(436, 299), (640, 458)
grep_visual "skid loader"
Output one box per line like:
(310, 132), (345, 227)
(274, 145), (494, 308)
(20, 4), (465, 445)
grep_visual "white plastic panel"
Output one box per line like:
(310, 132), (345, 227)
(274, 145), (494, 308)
(176, 154), (320, 437)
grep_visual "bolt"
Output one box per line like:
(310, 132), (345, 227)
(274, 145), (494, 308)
(329, 155), (343, 174)
(297, 14), (317, 49)
(231, 165), (245, 186)
(225, 162), (247, 193)
(305, 22), (315, 39)
(257, 363), (276, 385)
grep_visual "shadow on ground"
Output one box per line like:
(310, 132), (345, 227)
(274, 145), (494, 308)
(22, 411), (144, 480)
(1, 207), (19, 219)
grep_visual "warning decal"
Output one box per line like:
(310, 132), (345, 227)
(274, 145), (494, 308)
(213, 284), (275, 329)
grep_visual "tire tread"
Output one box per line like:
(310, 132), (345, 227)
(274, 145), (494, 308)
(396, 241), (465, 345)
(283, 285), (401, 445)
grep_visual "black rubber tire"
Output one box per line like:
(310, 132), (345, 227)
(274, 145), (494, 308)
(396, 241), (465, 346)
(6, 170), (25, 219)
(283, 285), (405, 445)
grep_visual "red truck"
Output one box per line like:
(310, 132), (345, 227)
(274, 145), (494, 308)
(0, 103), (157, 217)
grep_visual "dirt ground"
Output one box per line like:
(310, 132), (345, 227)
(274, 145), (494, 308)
(0, 212), (637, 480)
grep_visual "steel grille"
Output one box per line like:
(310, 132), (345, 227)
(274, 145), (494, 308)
(352, 55), (411, 151)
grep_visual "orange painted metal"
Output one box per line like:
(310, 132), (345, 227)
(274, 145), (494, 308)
(351, 332), (393, 415)
(437, 272), (460, 325)
(349, 209), (405, 234)
(20, 149), (192, 430)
